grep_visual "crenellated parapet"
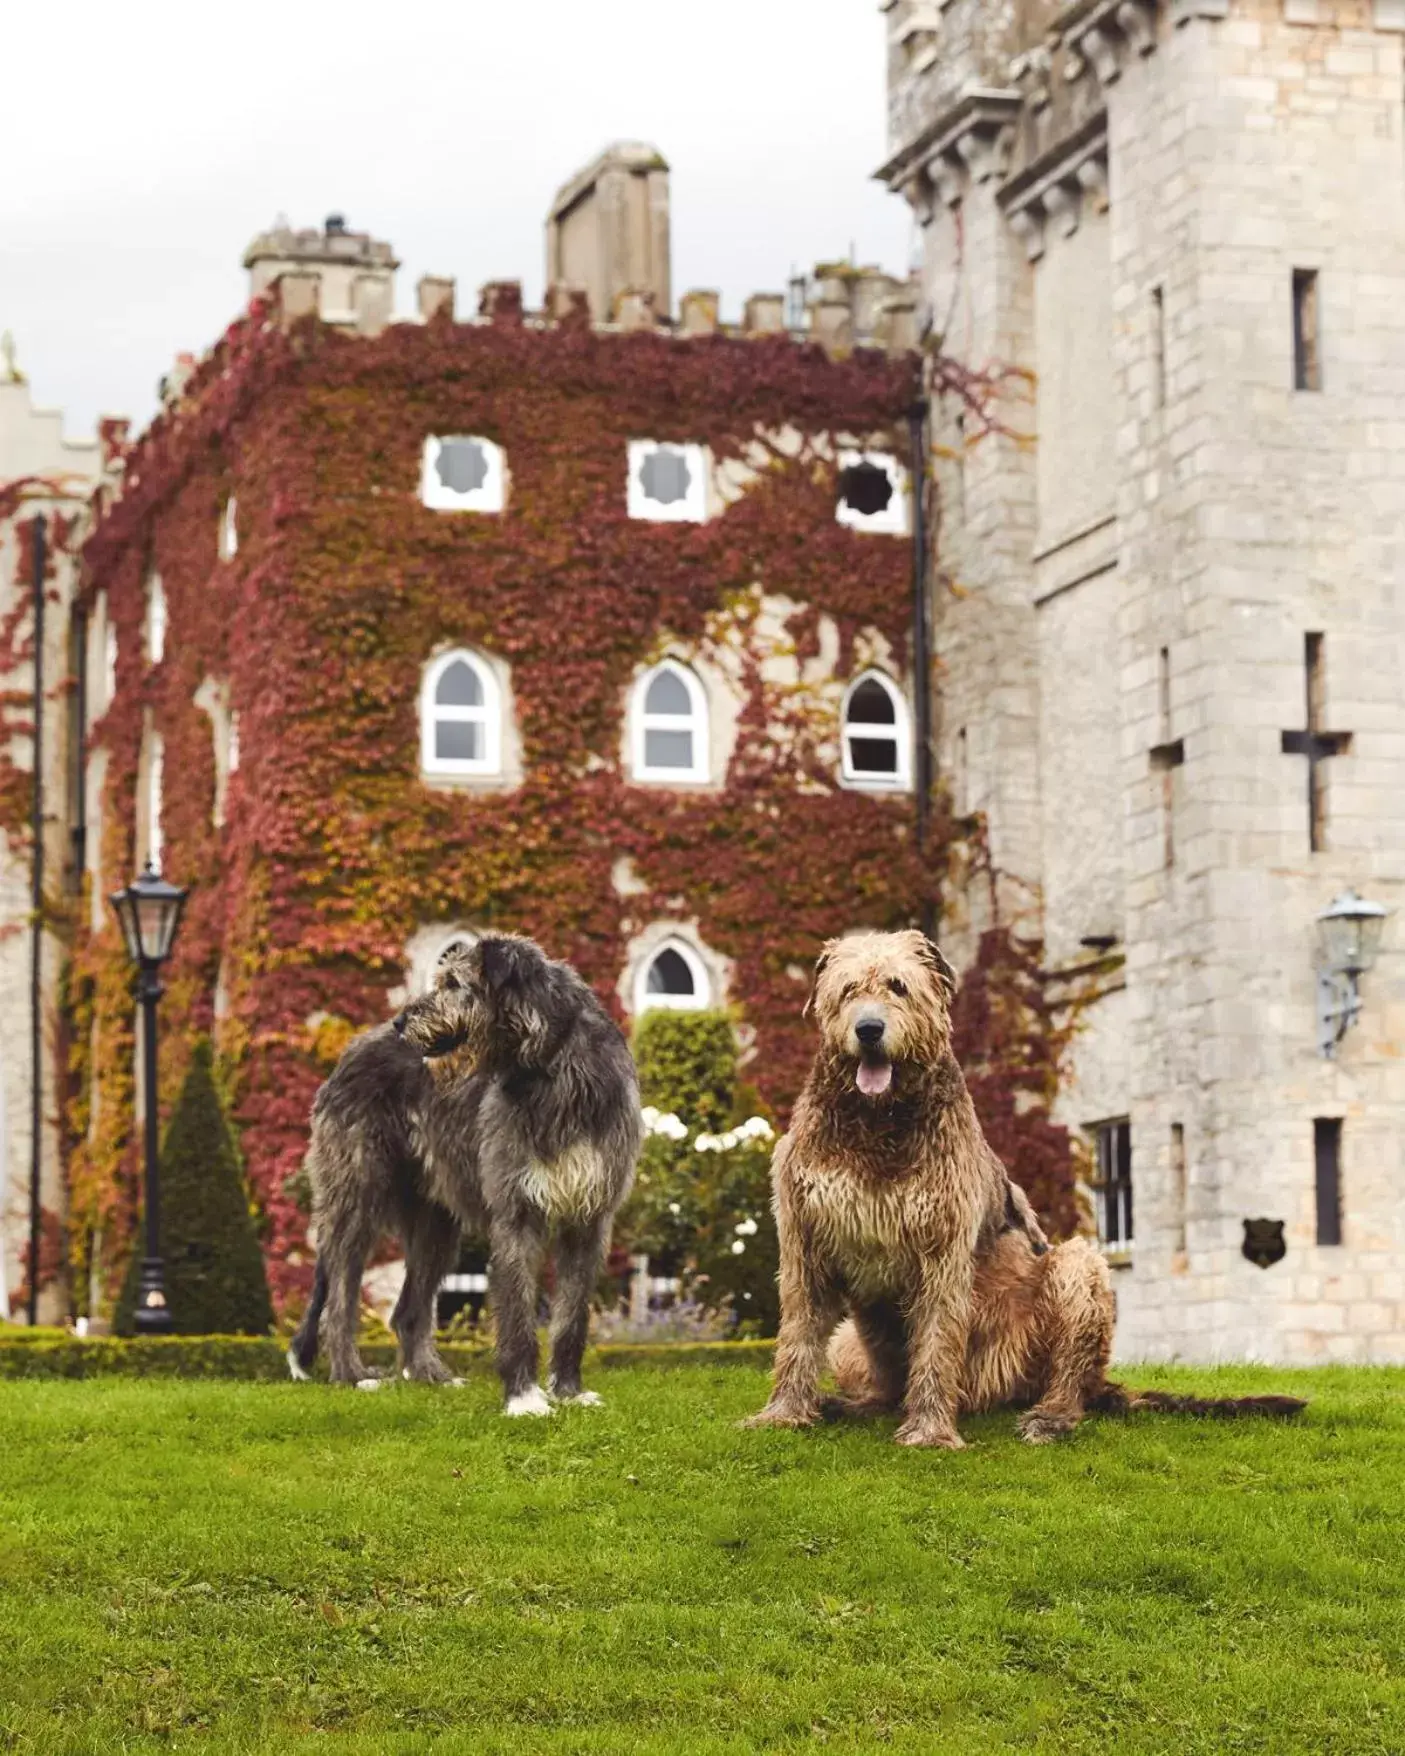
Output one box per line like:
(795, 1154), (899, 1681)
(878, 0), (1239, 247)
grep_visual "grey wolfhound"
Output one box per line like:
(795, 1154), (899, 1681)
(288, 933), (642, 1414)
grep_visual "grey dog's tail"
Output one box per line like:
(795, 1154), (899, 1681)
(288, 1260), (328, 1379)
(1089, 1381), (1308, 1420)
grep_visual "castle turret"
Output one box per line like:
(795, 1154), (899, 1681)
(243, 213), (399, 333)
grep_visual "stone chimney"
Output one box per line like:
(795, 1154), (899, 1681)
(244, 213), (399, 331)
(545, 143), (671, 324)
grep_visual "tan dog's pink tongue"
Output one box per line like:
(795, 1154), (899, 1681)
(857, 1062), (893, 1097)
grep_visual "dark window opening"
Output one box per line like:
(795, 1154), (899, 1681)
(435, 658), (484, 707)
(847, 678), (897, 725)
(435, 438), (489, 495)
(647, 948), (696, 996)
(1152, 285), (1167, 409)
(644, 670), (691, 715)
(838, 461), (894, 518)
(1092, 1119), (1133, 1250)
(1314, 1117), (1342, 1246)
(1293, 269), (1321, 392)
(640, 448), (692, 506)
(1170, 1122), (1187, 1256)
(849, 738), (899, 775)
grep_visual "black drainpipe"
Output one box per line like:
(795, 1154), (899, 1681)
(907, 392), (935, 936)
(27, 513), (47, 1326)
(70, 601), (87, 890)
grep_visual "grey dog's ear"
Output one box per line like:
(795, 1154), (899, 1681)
(802, 948), (832, 1021)
(480, 935), (534, 993)
(918, 935), (958, 1000)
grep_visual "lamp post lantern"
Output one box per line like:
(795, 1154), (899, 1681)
(1315, 889), (1388, 1059)
(109, 863), (188, 1332)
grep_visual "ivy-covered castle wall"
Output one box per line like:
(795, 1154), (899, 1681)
(68, 300), (940, 1304)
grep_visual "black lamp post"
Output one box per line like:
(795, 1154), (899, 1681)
(109, 863), (188, 1333)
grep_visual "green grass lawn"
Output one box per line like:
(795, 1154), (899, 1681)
(1, 1362), (1402, 1754)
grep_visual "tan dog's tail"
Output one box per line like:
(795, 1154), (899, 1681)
(1089, 1382), (1307, 1420)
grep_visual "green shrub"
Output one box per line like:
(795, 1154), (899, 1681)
(114, 1040), (275, 1337)
(632, 1008), (738, 1132)
(620, 1009), (781, 1334)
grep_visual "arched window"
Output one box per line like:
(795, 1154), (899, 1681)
(635, 937), (711, 1014)
(420, 650), (501, 777)
(630, 660), (709, 783)
(841, 670), (911, 789)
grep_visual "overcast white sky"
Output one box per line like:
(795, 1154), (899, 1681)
(3, 1), (912, 441)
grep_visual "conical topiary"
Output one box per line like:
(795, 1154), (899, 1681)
(114, 1038), (274, 1336)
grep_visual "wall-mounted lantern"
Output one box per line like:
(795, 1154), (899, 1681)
(1316, 889), (1388, 1059)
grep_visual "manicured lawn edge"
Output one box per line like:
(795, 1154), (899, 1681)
(0, 1330), (775, 1380)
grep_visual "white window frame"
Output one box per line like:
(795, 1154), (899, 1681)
(840, 669), (911, 791)
(835, 449), (910, 537)
(420, 435), (507, 514)
(634, 936), (711, 1014)
(627, 439), (709, 524)
(219, 497), (238, 560)
(630, 659), (710, 784)
(420, 649), (502, 778)
(146, 575), (166, 665)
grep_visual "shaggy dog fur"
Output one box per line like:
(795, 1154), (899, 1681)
(748, 930), (1306, 1447)
(289, 933), (642, 1415)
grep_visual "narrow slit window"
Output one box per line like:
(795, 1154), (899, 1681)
(1293, 269), (1321, 392)
(1152, 285), (1167, 410)
(1170, 1122), (1187, 1256)
(1314, 1117), (1342, 1246)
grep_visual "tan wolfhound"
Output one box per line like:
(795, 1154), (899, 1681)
(747, 931), (1306, 1447)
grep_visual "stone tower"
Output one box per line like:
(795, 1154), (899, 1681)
(881, 0), (1405, 1363)
(243, 214), (399, 332)
(546, 142), (671, 323)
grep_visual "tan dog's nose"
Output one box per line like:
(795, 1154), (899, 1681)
(855, 1017), (886, 1050)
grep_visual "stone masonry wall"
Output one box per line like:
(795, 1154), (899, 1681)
(1111, 0), (1405, 1362)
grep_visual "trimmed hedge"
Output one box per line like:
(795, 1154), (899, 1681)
(0, 1332), (774, 1381)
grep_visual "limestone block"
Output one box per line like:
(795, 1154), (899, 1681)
(613, 289), (657, 332)
(417, 276), (456, 322)
(273, 271), (320, 328)
(743, 294), (786, 336)
(678, 290), (720, 337)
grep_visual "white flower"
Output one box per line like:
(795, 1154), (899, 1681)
(694, 1133), (718, 1153)
(734, 1217), (759, 1237)
(731, 1240), (746, 1255)
(642, 1107), (688, 1141)
(741, 1116), (775, 1141)
(668, 1202), (681, 1216)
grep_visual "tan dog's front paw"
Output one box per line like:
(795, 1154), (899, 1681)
(742, 1401), (820, 1431)
(894, 1417), (966, 1450)
(1017, 1408), (1078, 1445)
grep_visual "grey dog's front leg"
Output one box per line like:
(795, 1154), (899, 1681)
(548, 1216), (609, 1404)
(488, 1204), (549, 1414)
